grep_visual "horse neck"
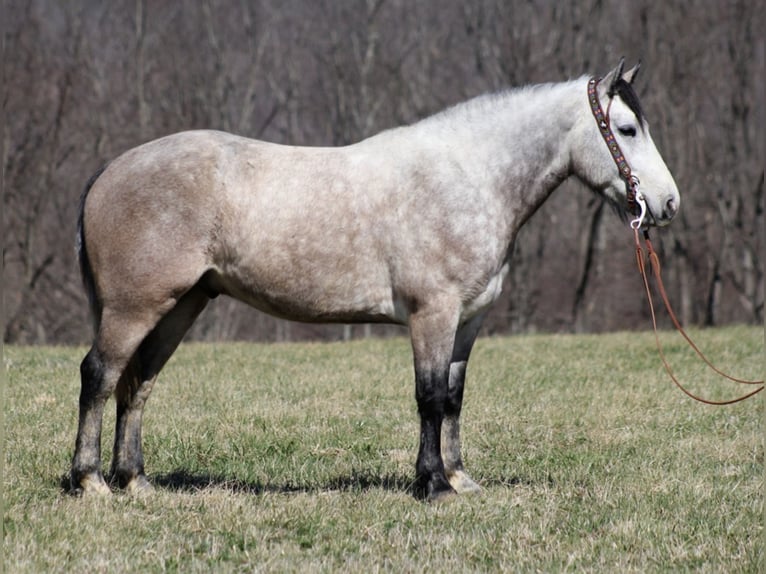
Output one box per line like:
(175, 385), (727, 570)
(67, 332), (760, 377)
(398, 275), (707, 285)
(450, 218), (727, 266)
(433, 80), (583, 230)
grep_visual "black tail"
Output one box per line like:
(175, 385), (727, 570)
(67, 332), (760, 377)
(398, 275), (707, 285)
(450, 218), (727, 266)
(77, 165), (108, 334)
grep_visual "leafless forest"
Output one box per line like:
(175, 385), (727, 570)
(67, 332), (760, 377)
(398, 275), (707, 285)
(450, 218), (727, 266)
(3, 0), (763, 344)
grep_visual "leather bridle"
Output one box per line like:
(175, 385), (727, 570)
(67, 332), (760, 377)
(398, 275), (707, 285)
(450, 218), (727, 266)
(588, 77), (763, 405)
(588, 77), (647, 228)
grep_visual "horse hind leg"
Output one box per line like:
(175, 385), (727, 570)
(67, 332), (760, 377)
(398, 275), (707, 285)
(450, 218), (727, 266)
(442, 314), (484, 494)
(71, 316), (155, 495)
(110, 285), (209, 493)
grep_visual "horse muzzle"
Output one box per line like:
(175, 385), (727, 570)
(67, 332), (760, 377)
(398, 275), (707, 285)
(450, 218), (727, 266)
(654, 192), (680, 226)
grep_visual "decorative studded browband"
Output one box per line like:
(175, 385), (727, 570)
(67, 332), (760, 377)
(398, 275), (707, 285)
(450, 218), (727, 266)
(587, 77), (640, 215)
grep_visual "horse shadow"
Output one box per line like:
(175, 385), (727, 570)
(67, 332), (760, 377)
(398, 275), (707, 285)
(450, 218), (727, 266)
(153, 469), (417, 496)
(59, 469), (544, 498)
(60, 469), (417, 497)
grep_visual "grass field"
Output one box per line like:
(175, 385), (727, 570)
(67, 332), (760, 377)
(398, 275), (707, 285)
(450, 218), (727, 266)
(4, 326), (763, 572)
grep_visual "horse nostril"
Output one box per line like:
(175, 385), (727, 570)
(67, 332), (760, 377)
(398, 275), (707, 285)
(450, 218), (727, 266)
(665, 197), (678, 218)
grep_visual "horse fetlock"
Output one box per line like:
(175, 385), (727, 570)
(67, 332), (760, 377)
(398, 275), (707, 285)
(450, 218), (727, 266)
(426, 474), (457, 503)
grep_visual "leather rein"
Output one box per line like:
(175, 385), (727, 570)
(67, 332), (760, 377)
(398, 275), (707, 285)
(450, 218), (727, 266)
(588, 77), (764, 405)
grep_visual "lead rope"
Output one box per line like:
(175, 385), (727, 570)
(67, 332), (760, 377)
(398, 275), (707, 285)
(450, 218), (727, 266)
(634, 228), (764, 405)
(590, 76), (762, 403)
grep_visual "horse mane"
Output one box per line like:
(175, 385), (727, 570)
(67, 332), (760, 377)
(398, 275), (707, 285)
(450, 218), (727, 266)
(416, 79), (579, 130)
(418, 74), (645, 132)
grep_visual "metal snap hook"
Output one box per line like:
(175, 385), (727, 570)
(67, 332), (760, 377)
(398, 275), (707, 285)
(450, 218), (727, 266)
(629, 177), (647, 229)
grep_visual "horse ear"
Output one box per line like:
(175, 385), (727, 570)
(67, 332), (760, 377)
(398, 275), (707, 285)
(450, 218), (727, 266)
(603, 58), (626, 96)
(623, 60), (641, 85)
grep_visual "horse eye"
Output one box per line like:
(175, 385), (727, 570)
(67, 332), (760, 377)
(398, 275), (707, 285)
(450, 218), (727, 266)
(618, 126), (637, 137)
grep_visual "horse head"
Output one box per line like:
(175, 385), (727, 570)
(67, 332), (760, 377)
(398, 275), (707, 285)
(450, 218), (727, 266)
(573, 60), (680, 227)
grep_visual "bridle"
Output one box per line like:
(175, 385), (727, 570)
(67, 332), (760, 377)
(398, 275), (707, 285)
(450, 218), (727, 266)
(587, 77), (763, 405)
(588, 77), (648, 229)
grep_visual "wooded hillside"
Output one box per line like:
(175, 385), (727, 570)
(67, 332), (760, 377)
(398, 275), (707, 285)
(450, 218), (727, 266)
(3, 0), (763, 344)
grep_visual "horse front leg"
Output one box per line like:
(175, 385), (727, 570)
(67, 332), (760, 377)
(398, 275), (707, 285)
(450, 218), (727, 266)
(409, 301), (460, 502)
(442, 313), (485, 494)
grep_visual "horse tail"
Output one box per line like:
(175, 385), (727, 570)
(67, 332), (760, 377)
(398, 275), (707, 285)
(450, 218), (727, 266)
(77, 164), (108, 335)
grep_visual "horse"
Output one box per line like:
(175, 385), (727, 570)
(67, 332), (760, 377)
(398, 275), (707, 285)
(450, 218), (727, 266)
(71, 61), (679, 501)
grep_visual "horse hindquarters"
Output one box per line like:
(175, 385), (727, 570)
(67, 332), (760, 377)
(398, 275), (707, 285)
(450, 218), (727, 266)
(72, 182), (216, 494)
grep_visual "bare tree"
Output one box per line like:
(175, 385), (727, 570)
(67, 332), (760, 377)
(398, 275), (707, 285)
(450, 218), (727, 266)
(3, 0), (762, 344)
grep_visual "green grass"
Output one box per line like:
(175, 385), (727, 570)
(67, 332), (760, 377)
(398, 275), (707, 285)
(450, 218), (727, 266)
(4, 326), (763, 572)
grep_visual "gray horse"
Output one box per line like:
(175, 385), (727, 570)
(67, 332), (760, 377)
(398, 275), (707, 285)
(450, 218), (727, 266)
(71, 61), (679, 501)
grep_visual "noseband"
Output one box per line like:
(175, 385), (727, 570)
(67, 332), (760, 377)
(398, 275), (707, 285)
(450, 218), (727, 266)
(587, 78), (646, 229)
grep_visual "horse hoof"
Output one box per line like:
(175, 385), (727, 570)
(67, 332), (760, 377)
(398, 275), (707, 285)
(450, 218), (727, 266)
(73, 473), (112, 496)
(447, 470), (482, 494)
(126, 474), (154, 495)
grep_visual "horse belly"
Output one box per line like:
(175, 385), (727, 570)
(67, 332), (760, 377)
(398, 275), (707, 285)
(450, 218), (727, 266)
(212, 240), (403, 324)
(220, 275), (401, 324)
(213, 156), (409, 323)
